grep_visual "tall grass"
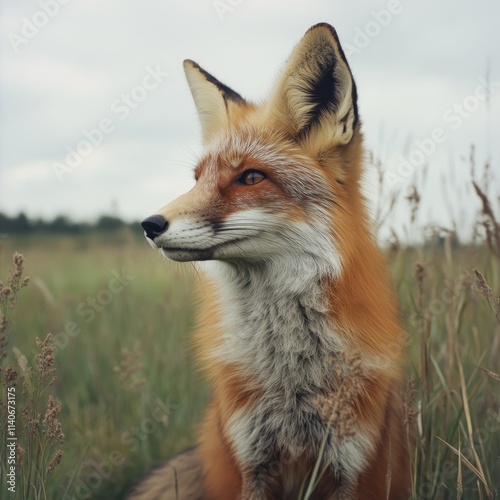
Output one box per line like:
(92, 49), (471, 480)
(401, 244), (499, 498)
(0, 253), (65, 499)
(0, 233), (209, 499)
(381, 149), (500, 498)
(0, 157), (499, 498)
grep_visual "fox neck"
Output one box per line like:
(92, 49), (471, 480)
(206, 253), (344, 395)
(220, 251), (338, 294)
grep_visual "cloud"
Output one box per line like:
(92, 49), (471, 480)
(1, 0), (499, 237)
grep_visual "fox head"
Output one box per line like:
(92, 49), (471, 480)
(142, 23), (366, 276)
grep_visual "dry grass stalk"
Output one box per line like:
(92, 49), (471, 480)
(367, 152), (400, 235)
(316, 351), (363, 442)
(47, 449), (64, 475)
(0, 253), (30, 311)
(42, 395), (64, 443)
(0, 253), (65, 498)
(472, 269), (500, 380)
(36, 333), (57, 386)
(457, 438), (463, 500)
(406, 185), (421, 226)
(413, 261), (432, 418)
(472, 269), (500, 324)
(477, 366), (500, 382)
(404, 375), (418, 496)
(452, 332), (493, 499)
(0, 253), (29, 364)
(42, 395), (65, 478)
(472, 181), (500, 255)
(436, 437), (492, 499)
(403, 377), (419, 430)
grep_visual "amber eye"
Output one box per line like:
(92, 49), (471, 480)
(236, 169), (266, 186)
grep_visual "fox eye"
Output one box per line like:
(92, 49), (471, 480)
(236, 169), (266, 186)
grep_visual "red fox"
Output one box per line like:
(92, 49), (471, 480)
(133, 23), (410, 500)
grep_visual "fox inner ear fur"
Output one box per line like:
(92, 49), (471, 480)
(267, 23), (359, 153)
(183, 59), (246, 143)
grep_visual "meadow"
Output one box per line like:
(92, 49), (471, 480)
(0, 180), (499, 499)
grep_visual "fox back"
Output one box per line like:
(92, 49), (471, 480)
(138, 23), (409, 500)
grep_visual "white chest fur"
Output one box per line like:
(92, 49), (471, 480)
(209, 258), (343, 392)
(204, 259), (374, 489)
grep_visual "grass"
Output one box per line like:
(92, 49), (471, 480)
(0, 231), (210, 499)
(0, 177), (499, 499)
(394, 243), (499, 498)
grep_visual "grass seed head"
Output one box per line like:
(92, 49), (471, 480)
(317, 351), (363, 442)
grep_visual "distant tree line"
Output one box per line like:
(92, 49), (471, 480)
(0, 212), (141, 235)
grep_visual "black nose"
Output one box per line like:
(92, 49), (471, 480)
(141, 215), (168, 240)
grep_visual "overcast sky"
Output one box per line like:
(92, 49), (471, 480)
(1, 0), (499, 239)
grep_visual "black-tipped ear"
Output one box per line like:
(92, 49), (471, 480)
(184, 59), (245, 142)
(267, 23), (358, 148)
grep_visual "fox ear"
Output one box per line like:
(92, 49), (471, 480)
(268, 23), (358, 150)
(183, 59), (245, 142)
